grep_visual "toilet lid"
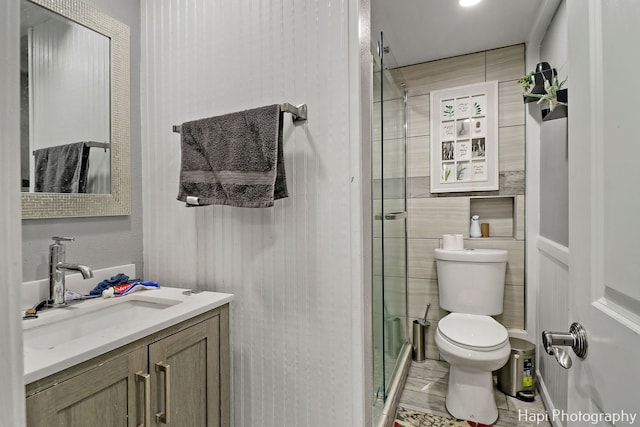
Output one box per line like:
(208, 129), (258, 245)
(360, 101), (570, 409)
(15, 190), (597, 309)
(438, 313), (508, 351)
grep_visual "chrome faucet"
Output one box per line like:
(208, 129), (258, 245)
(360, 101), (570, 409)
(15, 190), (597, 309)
(49, 237), (94, 307)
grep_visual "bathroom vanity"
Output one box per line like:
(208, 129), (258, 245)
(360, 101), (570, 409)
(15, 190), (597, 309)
(23, 288), (232, 427)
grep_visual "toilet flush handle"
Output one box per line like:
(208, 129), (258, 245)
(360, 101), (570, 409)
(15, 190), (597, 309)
(541, 322), (588, 369)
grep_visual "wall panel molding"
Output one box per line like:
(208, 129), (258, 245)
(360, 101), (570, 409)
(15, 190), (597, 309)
(537, 236), (569, 417)
(141, 1), (365, 425)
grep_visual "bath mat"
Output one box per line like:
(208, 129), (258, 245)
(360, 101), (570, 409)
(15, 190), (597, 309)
(394, 407), (493, 427)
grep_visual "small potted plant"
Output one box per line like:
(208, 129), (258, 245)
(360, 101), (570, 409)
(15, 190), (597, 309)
(525, 74), (568, 113)
(517, 71), (534, 94)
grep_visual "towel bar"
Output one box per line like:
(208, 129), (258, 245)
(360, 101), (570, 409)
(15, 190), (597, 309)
(172, 103), (307, 133)
(32, 141), (110, 155)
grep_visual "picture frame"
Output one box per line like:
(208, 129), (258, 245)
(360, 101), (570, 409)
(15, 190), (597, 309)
(430, 81), (499, 193)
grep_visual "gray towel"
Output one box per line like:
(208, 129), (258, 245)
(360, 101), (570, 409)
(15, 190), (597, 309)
(34, 142), (90, 193)
(177, 104), (288, 208)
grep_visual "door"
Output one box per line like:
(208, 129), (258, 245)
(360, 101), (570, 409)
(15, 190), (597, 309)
(567, 0), (640, 423)
(26, 347), (147, 427)
(149, 315), (228, 427)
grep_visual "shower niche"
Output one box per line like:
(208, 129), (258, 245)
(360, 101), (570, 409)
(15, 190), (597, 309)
(469, 196), (522, 239)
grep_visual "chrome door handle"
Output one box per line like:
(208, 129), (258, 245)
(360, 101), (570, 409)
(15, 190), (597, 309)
(542, 322), (588, 369)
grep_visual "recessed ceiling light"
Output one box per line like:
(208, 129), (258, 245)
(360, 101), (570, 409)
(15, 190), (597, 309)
(459, 0), (482, 7)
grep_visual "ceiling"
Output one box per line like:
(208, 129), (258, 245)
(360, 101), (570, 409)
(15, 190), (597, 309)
(372, 0), (545, 69)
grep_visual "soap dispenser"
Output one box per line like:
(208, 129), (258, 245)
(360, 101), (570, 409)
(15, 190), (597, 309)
(470, 215), (482, 238)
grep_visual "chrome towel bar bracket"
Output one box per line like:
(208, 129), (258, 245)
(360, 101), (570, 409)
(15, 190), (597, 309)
(280, 103), (307, 122)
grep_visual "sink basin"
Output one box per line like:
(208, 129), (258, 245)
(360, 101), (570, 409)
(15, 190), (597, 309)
(23, 295), (181, 351)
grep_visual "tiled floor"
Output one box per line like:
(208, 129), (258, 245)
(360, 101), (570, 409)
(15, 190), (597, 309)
(396, 359), (552, 427)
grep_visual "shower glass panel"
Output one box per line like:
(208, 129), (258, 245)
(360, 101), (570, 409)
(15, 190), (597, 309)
(372, 33), (408, 422)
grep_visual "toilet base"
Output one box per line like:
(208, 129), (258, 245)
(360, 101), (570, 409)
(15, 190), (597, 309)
(445, 365), (498, 425)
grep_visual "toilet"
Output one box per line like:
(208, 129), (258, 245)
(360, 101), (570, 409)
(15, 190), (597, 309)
(434, 248), (511, 425)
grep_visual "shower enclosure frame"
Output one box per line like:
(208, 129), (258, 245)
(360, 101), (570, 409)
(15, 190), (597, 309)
(371, 33), (411, 427)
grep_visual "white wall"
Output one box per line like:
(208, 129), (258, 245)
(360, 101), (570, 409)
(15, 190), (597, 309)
(0, 0), (26, 424)
(527, 2), (570, 423)
(539, 1), (568, 247)
(140, 1), (367, 426)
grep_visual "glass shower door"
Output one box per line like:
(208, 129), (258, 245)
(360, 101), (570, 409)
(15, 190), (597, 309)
(372, 33), (408, 420)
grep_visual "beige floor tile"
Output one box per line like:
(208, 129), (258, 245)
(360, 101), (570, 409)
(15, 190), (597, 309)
(506, 393), (549, 415)
(495, 407), (552, 427)
(396, 360), (552, 426)
(398, 389), (450, 419)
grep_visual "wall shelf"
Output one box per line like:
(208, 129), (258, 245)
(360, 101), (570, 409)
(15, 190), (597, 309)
(523, 68), (557, 103)
(521, 63), (568, 121)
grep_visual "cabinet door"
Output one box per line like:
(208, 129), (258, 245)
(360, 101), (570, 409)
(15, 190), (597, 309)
(149, 315), (228, 427)
(26, 346), (147, 427)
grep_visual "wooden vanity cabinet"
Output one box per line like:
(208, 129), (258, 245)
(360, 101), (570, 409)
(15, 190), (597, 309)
(26, 347), (146, 426)
(26, 304), (230, 427)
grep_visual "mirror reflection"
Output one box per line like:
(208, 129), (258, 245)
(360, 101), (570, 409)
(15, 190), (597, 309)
(20, 0), (111, 194)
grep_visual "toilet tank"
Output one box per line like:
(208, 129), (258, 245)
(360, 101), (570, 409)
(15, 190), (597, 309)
(434, 248), (508, 315)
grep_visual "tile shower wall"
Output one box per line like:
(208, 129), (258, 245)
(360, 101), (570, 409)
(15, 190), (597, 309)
(141, 1), (365, 427)
(393, 45), (527, 360)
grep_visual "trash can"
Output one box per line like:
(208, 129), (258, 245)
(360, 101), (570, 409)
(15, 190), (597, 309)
(497, 337), (536, 401)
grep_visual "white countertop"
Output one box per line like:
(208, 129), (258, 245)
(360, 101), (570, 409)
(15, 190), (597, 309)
(23, 286), (233, 384)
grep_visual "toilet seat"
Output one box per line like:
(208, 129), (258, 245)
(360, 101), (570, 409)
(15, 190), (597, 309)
(438, 313), (508, 351)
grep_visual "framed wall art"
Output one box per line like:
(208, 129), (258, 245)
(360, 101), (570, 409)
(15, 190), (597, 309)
(430, 81), (499, 193)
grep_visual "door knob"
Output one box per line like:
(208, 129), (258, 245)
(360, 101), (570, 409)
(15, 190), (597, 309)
(541, 322), (588, 369)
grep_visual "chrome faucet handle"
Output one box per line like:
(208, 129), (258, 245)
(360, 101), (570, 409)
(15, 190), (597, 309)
(48, 236), (78, 308)
(52, 236), (75, 243)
